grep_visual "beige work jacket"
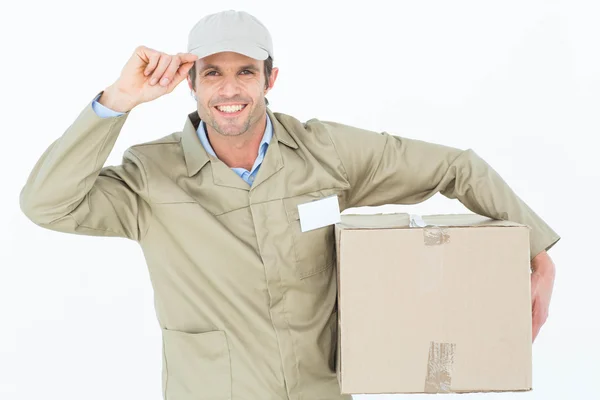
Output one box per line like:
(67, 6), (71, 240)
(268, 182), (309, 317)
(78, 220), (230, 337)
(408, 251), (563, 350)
(20, 92), (560, 399)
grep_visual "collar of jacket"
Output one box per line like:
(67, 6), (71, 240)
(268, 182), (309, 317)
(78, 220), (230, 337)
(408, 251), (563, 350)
(181, 107), (299, 178)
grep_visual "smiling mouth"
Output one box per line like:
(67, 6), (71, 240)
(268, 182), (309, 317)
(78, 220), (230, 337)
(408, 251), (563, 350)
(214, 104), (248, 115)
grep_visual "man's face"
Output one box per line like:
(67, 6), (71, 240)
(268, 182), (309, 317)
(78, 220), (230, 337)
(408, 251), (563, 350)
(189, 51), (276, 137)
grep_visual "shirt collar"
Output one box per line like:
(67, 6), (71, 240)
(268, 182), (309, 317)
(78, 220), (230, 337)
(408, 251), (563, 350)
(196, 113), (273, 159)
(181, 108), (298, 178)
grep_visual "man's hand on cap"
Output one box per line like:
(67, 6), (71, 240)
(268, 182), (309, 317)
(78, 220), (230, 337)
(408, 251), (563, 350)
(99, 45), (198, 113)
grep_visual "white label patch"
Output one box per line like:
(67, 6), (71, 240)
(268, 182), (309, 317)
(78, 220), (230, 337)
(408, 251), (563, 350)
(297, 195), (341, 232)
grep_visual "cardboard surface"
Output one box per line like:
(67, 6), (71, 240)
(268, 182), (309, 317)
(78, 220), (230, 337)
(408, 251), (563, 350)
(334, 213), (532, 394)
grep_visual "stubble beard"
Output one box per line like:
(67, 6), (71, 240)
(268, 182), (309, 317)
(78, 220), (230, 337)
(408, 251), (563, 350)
(202, 99), (265, 138)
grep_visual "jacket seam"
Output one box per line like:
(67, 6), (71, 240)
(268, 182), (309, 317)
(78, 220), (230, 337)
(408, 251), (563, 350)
(130, 139), (181, 148)
(53, 212), (123, 236)
(224, 331), (233, 398)
(323, 127), (351, 184)
(76, 221), (122, 236)
(323, 126), (353, 208)
(157, 186), (346, 217)
(84, 117), (121, 194)
(163, 335), (169, 399)
(126, 149), (153, 242)
(279, 274), (302, 398)
(371, 133), (390, 177)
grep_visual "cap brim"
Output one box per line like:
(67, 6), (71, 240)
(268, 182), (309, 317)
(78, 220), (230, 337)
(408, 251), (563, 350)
(189, 40), (269, 60)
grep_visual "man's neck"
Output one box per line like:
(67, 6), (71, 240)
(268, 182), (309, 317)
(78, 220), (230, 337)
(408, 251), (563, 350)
(206, 115), (267, 171)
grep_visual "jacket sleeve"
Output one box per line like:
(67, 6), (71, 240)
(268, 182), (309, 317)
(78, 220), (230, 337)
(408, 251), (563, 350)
(322, 120), (560, 260)
(19, 92), (151, 241)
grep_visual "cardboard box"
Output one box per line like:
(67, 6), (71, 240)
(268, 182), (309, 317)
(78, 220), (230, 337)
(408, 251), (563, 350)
(334, 213), (532, 394)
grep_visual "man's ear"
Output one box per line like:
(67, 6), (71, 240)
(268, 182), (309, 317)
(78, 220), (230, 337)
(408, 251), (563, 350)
(265, 67), (279, 96)
(187, 75), (193, 92)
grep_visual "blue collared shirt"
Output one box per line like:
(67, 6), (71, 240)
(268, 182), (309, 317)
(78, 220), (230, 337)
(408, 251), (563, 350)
(197, 117), (272, 186)
(91, 93), (272, 186)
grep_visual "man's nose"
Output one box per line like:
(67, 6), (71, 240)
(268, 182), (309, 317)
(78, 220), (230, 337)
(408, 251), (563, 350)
(218, 75), (242, 98)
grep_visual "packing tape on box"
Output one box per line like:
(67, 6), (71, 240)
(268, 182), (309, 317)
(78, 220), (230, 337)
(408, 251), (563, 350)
(409, 217), (455, 391)
(410, 214), (451, 245)
(410, 214), (450, 292)
(409, 214), (427, 228)
(424, 341), (456, 393)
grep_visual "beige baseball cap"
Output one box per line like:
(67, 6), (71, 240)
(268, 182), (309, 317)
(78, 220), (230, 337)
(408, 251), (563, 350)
(187, 10), (274, 61)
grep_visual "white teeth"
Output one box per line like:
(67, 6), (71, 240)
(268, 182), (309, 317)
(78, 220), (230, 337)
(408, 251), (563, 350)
(217, 104), (245, 113)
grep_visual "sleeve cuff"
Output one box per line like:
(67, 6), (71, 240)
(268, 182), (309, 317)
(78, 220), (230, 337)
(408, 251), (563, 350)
(530, 230), (561, 261)
(92, 92), (127, 118)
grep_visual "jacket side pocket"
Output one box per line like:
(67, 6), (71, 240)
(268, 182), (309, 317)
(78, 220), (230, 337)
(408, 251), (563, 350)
(162, 328), (232, 400)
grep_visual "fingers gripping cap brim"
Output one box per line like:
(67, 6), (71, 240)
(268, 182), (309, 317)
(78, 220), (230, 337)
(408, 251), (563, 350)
(189, 41), (270, 61)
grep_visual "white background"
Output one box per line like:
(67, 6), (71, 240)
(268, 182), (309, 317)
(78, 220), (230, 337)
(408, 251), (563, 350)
(1, 0), (598, 399)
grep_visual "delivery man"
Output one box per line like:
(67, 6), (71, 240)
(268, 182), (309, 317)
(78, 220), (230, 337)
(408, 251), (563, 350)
(19, 9), (560, 400)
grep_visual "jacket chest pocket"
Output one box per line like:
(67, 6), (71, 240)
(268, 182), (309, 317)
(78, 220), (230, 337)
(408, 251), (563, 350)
(162, 328), (232, 399)
(283, 188), (341, 280)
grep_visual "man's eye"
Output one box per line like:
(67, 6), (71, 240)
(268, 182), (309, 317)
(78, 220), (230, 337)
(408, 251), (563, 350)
(205, 71), (252, 76)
